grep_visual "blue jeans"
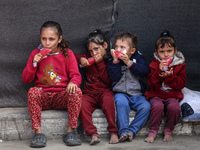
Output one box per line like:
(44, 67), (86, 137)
(114, 93), (150, 137)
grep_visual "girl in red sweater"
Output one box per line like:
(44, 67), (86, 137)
(145, 30), (186, 143)
(76, 29), (119, 145)
(22, 21), (82, 147)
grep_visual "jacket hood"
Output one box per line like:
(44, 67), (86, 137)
(153, 51), (185, 67)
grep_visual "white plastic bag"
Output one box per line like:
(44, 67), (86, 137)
(180, 87), (200, 121)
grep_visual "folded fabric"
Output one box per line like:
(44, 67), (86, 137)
(180, 87), (200, 121)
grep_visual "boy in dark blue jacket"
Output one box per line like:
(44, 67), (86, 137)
(107, 31), (150, 142)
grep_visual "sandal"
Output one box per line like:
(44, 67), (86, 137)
(30, 133), (47, 148)
(63, 132), (81, 146)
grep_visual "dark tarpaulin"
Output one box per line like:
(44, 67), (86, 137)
(114, 0), (200, 91)
(0, 0), (200, 107)
(0, 0), (114, 107)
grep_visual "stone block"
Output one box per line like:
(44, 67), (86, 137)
(173, 122), (193, 135)
(193, 122), (200, 135)
(0, 107), (199, 140)
(0, 108), (70, 140)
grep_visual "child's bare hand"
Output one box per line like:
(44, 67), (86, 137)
(120, 53), (131, 66)
(66, 82), (78, 95)
(111, 49), (118, 61)
(80, 57), (90, 67)
(159, 68), (173, 77)
(33, 53), (47, 63)
(94, 53), (103, 63)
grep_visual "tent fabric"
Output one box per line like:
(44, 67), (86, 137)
(0, 0), (114, 107)
(0, 0), (200, 107)
(114, 0), (200, 91)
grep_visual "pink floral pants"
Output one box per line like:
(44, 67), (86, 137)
(27, 87), (82, 130)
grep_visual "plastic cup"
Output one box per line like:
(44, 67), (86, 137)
(39, 48), (51, 57)
(88, 57), (95, 65)
(165, 57), (173, 66)
(115, 51), (122, 59)
(163, 57), (173, 72)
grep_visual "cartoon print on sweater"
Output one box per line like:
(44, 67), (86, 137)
(40, 63), (61, 86)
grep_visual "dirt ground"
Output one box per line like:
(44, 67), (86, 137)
(0, 135), (200, 150)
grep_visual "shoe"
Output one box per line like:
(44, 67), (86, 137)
(63, 132), (81, 146)
(30, 133), (47, 148)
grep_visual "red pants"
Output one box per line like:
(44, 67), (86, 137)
(80, 91), (118, 137)
(148, 97), (181, 137)
(28, 87), (82, 130)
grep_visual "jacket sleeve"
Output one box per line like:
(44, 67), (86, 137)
(66, 50), (82, 87)
(107, 59), (122, 82)
(129, 53), (149, 78)
(164, 63), (186, 90)
(147, 60), (164, 89)
(22, 51), (38, 84)
(75, 53), (89, 64)
(96, 59), (112, 85)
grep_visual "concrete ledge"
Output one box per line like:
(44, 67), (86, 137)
(0, 108), (70, 140)
(0, 107), (199, 140)
(90, 109), (199, 137)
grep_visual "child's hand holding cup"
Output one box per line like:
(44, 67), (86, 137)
(87, 57), (95, 65)
(115, 51), (122, 59)
(163, 57), (173, 72)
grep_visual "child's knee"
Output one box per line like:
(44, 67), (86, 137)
(76, 88), (82, 98)
(114, 93), (127, 103)
(28, 87), (40, 94)
(139, 96), (151, 110)
(168, 105), (181, 114)
(68, 88), (82, 102)
(151, 99), (164, 111)
(143, 102), (151, 111)
(115, 99), (128, 108)
(27, 87), (41, 100)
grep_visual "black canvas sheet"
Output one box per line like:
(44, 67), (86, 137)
(0, 0), (200, 107)
(114, 0), (200, 91)
(0, 0), (114, 107)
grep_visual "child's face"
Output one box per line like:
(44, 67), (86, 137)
(156, 44), (177, 60)
(115, 39), (136, 58)
(40, 27), (62, 52)
(88, 42), (107, 57)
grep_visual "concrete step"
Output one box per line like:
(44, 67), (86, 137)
(0, 107), (199, 140)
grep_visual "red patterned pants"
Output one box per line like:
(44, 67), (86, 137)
(27, 87), (82, 130)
